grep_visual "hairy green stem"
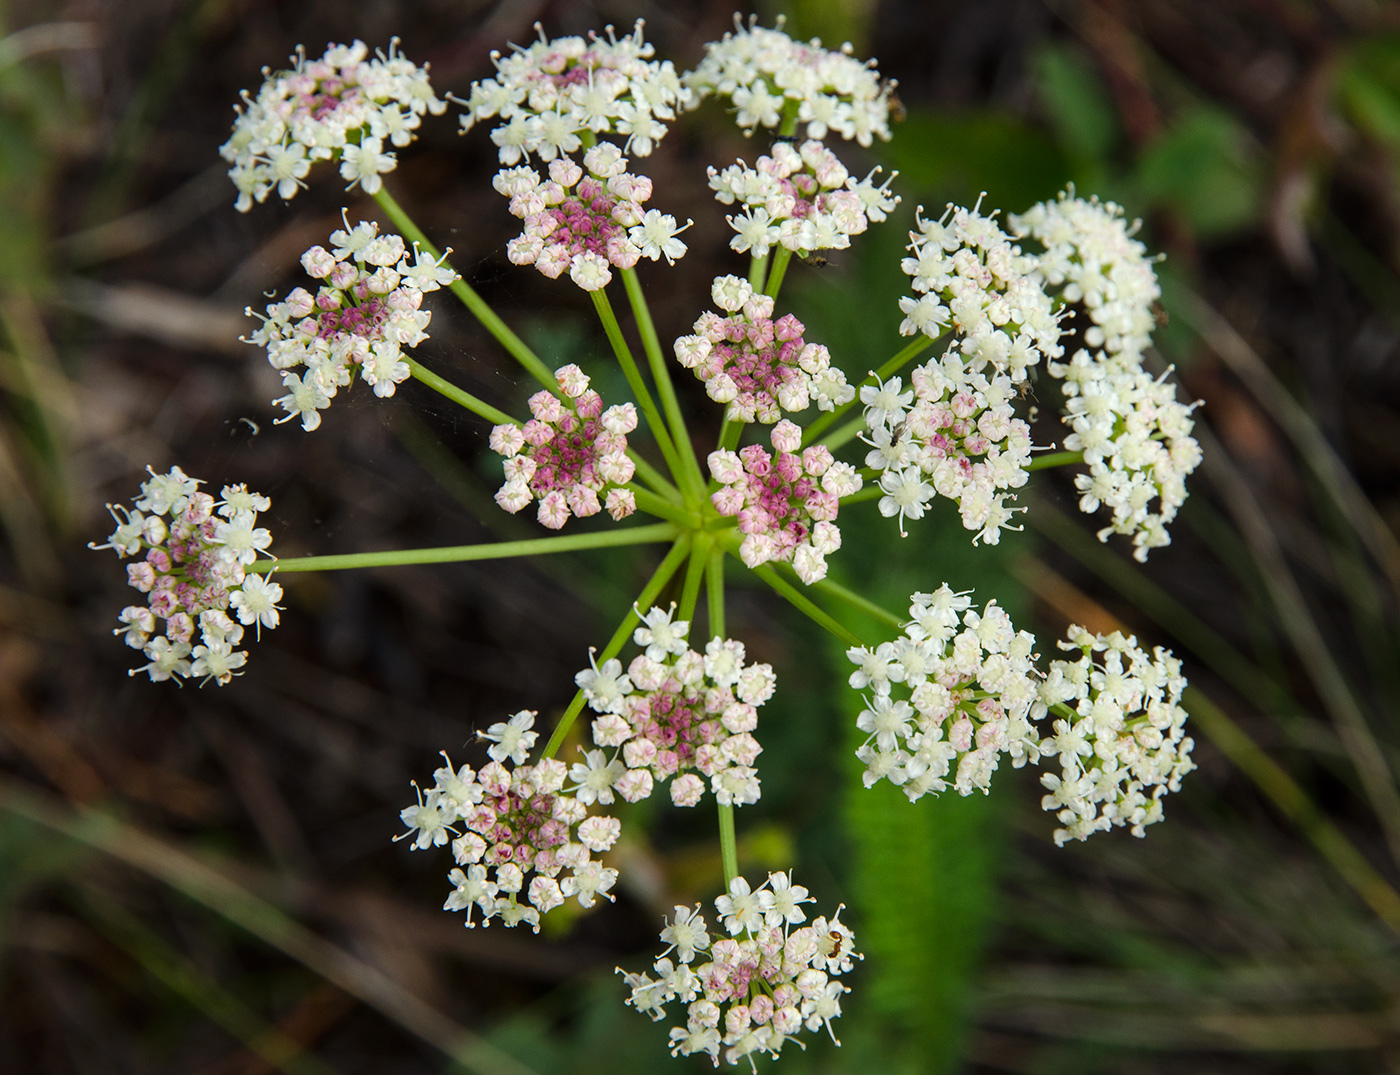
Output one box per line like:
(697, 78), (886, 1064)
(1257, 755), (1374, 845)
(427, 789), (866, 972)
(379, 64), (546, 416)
(250, 524), (679, 574)
(803, 334), (935, 445)
(622, 268), (706, 503)
(371, 185), (554, 390)
(406, 359), (518, 427)
(590, 288), (687, 490)
(542, 537), (692, 759)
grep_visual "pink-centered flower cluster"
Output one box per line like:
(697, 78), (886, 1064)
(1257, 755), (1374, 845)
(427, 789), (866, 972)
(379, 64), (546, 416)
(245, 219), (457, 432)
(398, 712), (621, 932)
(709, 420), (861, 584)
(576, 605), (777, 808)
(92, 468), (282, 686)
(620, 871), (858, 1067)
(847, 585), (1043, 800)
(862, 356), (1033, 544)
(675, 275), (853, 422)
(709, 139), (898, 258)
(489, 364), (638, 528)
(460, 20), (694, 162)
(495, 143), (689, 291)
(222, 40), (445, 211)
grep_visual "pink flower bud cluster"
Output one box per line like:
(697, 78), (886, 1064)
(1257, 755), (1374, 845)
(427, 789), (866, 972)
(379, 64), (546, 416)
(398, 713), (622, 933)
(709, 139), (898, 257)
(709, 421), (862, 584)
(91, 468), (282, 686)
(897, 201), (1061, 381)
(222, 40), (445, 211)
(1038, 627), (1195, 845)
(862, 357), (1033, 545)
(460, 20), (694, 163)
(495, 143), (689, 292)
(685, 17), (894, 147)
(489, 364), (639, 529)
(246, 220), (457, 433)
(620, 871), (858, 1067)
(576, 605), (776, 808)
(674, 275), (853, 423)
(847, 585), (1043, 801)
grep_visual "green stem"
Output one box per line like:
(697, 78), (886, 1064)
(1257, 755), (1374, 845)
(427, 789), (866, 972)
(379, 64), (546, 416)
(842, 484), (883, 506)
(679, 533), (713, 621)
(811, 575), (903, 629)
(628, 450), (682, 502)
(706, 543), (726, 638)
(751, 561), (864, 648)
(718, 801), (739, 888)
(250, 524), (678, 574)
(748, 251), (770, 291)
(1028, 449), (1084, 472)
(371, 185), (554, 390)
(629, 486), (700, 528)
(542, 537), (692, 759)
(406, 358), (518, 426)
(820, 415), (866, 452)
(621, 268), (706, 502)
(590, 289), (686, 489)
(803, 334), (935, 445)
(763, 247), (793, 301)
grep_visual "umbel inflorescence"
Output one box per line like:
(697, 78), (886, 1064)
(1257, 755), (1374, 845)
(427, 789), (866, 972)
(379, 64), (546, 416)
(95, 15), (1205, 1068)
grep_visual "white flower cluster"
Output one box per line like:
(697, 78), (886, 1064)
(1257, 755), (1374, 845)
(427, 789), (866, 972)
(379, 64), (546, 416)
(897, 201), (1062, 374)
(1011, 192), (1159, 362)
(675, 275), (853, 422)
(862, 358), (1033, 544)
(576, 605), (776, 808)
(685, 17), (893, 147)
(710, 420), (862, 584)
(709, 139), (898, 258)
(489, 364), (638, 528)
(92, 468), (281, 686)
(1049, 349), (1203, 560)
(620, 872), (858, 1066)
(1013, 193), (1201, 561)
(1038, 627), (1195, 846)
(221, 40), (444, 211)
(398, 712), (621, 932)
(494, 143), (690, 292)
(245, 220), (457, 432)
(460, 20), (693, 163)
(847, 585), (1043, 800)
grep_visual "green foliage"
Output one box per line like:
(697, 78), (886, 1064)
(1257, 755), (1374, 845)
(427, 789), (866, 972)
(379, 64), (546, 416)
(1337, 34), (1400, 148)
(1031, 42), (1118, 190)
(1134, 106), (1265, 238)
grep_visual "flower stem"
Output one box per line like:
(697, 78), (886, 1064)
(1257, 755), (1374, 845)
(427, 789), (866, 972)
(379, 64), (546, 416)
(591, 289), (687, 493)
(819, 415), (866, 452)
(811, 576), (903, 629)
(841, 484), (883, 506)
(621, 268), (707, 504)
(706, 542), (726, 637)
(679, 533), (713, 621)
(629, 486), (699, 527)
(542, 536), (692, 759)
(748, 251), (770, 291)
(763, 247), (792, 300)
(718, 801), (739, 888)
(249, 523), (679, 574)
(802, 334), (936, 445)
(405, 358), (518, 426)
(627, 450), (682, 502)
(371, 184), (555, 390)
(750, 561), (864, 648)
(1027, 449), (1084, 472)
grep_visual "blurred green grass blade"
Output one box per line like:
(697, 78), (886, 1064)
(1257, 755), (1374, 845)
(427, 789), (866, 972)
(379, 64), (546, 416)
(72, 885), (342, 1075)
(1032, 42), (1119, 169)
